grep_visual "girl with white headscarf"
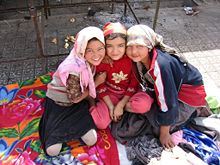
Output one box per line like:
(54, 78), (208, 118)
(126, 24), (211, 149)
(39, 26), (106, 156)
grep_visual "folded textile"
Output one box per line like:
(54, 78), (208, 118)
(126, 135), (163, 164)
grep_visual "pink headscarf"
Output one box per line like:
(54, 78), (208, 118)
(54, 26), (105, 98)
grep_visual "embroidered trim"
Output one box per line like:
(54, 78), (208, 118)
(106, 81), (122, 90)
(98, 88), (107, 94)
(127, 87), (136, 93)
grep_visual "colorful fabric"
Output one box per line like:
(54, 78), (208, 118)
(103, 22), (127, 37)
(0, 73), (119, 165)
(47, 26), (105, 102)
(183, 128), (220, 164)
(69, 128), (120, 165)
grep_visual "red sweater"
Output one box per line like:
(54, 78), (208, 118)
(96, 55), (139, 98)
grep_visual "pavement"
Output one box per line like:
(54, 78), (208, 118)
(0, 1), (220, 91)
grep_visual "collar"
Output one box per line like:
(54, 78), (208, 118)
(148, 48), (158, 71)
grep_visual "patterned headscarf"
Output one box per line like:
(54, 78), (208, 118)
(55, 26), (105, 98)
(127, 24), (177, 54)
(103, 22), (127, 37)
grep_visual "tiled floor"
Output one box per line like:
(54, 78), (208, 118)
(0, 2), (220, 89)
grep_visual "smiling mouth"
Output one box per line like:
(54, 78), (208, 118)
(93, 58), (101, 61)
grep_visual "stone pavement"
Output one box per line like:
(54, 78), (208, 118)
(0, 1), (220, 90)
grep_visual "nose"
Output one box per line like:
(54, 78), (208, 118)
(111, 47), (118, 55)
(131, 47), (137, 55)
(93, 51), (100, 58)
(94, 50), (104, 58)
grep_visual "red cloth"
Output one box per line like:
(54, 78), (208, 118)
(178, 84), (207, 106)
(92, 128), (120, 165)
(70, 128), (120, 165)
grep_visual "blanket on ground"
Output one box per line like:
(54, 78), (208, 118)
(0, 73), (119, 165)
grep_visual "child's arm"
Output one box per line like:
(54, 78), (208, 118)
(66, 74), (89, 103)
(94, 72), (106, 87)
(113, 95), (130, 122)
(102, 95), (114, 120)
(66, 74), (82, 101)
(159, 125), (175, 149)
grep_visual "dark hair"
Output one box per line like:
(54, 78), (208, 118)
(88, 37), (100, 43)
(105, 33), (126, 41)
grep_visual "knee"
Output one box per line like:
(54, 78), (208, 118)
(94, 115), (111, 129)
(96, 122), (109, 130)
(46, 143), (62, 156)
(81, 129), (97, 146)
(90, 105), (111, 129)
(130, 92), (153, 113)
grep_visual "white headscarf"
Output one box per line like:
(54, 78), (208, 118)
(127, 24), (177, 54)
(55, 26), (105, 98)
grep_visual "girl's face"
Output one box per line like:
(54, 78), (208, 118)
(85, 40), (105, 66)
(126, 45), (149, 63)
(106, 37), (126, 61)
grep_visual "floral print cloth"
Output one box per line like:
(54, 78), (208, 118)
(0, 73), (119, 165)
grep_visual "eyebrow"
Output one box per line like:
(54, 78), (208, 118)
(106, 42), (125, 45)
(85, 48), (92, 50)
(86, 46), (105, 50)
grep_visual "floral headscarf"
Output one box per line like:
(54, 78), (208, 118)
(103, 22), (127, 37)
(54, 26), (105, 98)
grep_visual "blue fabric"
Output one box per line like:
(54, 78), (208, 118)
(183, 128), (220, 164)
(147, 49), (204, 125)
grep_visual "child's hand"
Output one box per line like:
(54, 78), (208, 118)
(108, 105), (114, 120)
(159, 126), (175, 149)
(102, 95), (114, 120)
(72, 90), (89, 103)
(72, 96), (83, 103)
(95, 72), (107, 87)
(113, 102), (124, 122)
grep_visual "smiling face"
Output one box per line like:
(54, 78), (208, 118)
(106, 36), (126, 61)
(84, 39), (105, 66)
(126, 45), (149, 63)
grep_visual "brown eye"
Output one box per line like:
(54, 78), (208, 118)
(137, 45), (144, 49)
(119, 44), (125, 47)
(106, 45), (112, 48)
(98, 47), (105, 51)
(85, 49), (93, 53)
